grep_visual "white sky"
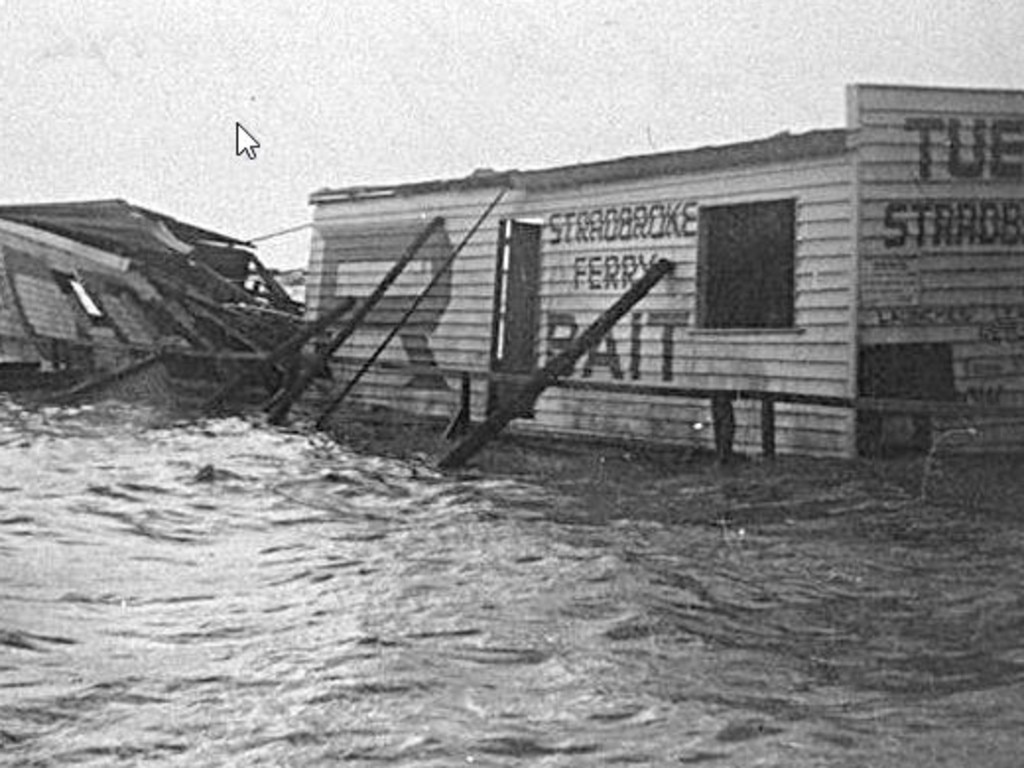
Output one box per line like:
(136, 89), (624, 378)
(1, 0), (1022, 269)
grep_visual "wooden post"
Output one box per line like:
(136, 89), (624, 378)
(202, 295), (355, 413)
(761, 395), (776, 458)
(314, 190), (508, 429)
(437, 258), (674, 470)
(712, 393), (735, 464)
(265, 215), (447, 425)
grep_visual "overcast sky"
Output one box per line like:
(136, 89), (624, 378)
(2, 0), (1022, 269)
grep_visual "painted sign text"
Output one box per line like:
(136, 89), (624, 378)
(573, 253), (655, 290)
(883, 199), (1024, 248)
(547, 201), (698, 246)
(905, 117), (1024, 180)
(546, 310), (690, 381)
(868, 303), (1024, 333)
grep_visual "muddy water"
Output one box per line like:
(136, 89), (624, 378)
(2, 399), (1024, 767)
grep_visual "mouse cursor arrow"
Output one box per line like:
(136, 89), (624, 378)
(235, 122), (260, 160)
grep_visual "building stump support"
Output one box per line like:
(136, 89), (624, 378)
(712, 393), (735, 464)
(761, 396), (776, 458)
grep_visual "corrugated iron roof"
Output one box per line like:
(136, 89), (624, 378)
(0, 199), (252, 259)
(311, 128), (850, 204)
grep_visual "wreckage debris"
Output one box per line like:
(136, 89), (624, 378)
(0, 199), (327, 408)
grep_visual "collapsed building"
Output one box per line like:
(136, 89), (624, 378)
(0, 199), (301, 398)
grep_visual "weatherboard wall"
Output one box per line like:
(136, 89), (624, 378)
(307, 151), (856, 457)
(851, 85), (1024, 449)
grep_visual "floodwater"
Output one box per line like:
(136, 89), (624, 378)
(2, 399), (1024, 767)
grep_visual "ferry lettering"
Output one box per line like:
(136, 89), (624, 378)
(572, 253), (655, 290)
(589, 256), (603, 290)
(603, 256), (621, 289)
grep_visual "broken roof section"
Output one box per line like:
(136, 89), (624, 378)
(0, 199), (299, 314)
(0, 199), (251, 260)
(310, 128), (851, 203)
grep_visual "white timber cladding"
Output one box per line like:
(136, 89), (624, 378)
(308, 154), (857, 457)
(851, 85), (1024, 449)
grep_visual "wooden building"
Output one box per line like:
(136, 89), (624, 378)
(0, 200), (299, 394)
(305, 84), (1024, 457)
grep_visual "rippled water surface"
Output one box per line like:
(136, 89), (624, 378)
(2, 399), (1024, 766)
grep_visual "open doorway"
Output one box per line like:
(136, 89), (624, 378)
(488, 219), (541, 415)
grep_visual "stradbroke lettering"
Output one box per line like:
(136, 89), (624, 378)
(547, 201), (698, 246)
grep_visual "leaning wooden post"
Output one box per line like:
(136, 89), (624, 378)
(202, 295), (356, 413)
(438, 258), (674, 470)
(264, 216), (446, 425)
(314, 189), (509, 429)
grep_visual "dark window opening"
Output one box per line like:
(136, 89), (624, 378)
(697, 199), (796, 329)
(857, 343), (956, 457)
